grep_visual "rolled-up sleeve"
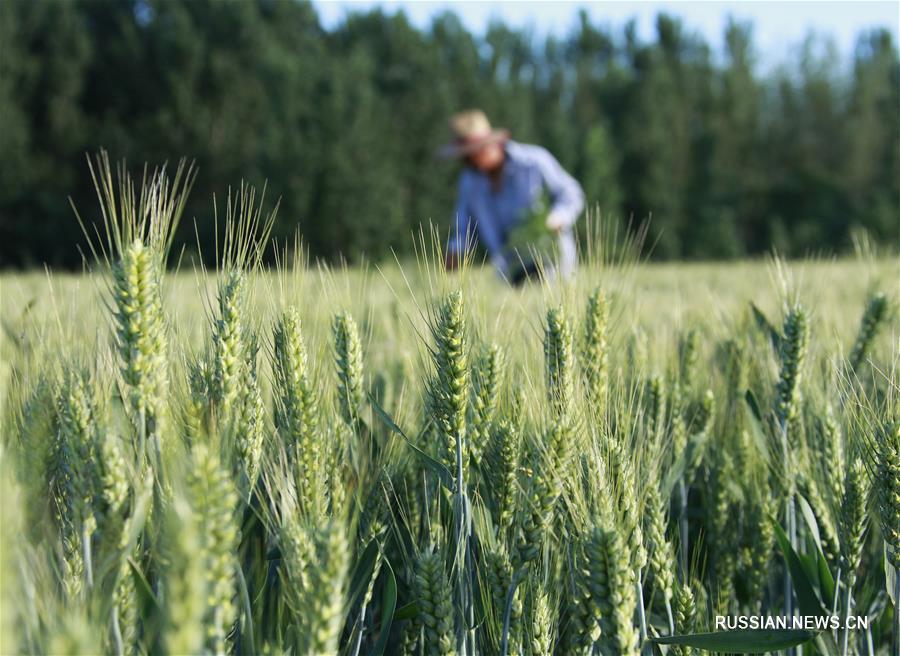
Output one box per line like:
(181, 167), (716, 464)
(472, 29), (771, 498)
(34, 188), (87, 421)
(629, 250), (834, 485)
(534, 147), (584, 228)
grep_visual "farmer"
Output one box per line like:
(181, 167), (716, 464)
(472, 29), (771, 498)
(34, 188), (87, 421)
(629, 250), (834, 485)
(439, 109), (584, 282)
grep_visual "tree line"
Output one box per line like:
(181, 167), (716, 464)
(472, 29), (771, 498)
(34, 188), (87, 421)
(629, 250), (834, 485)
(1, 0), (897, 268)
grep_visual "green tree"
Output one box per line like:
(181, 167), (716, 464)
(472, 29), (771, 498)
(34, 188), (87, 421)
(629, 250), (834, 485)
(0, 1), (92, 267)
(844, 29), (900, 246)
(619, 15), (706, 258)
(580, 122), (623, 221)
(686, 19), (762, 258)
(764, 34), (853, 256)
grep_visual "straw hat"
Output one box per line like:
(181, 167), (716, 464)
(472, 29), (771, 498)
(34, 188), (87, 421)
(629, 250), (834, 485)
(437, 109), (510, 159)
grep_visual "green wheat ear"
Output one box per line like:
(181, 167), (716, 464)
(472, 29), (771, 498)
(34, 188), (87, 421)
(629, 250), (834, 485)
(415, 549), (454, 656)
(678, 329), (699, 391)
(163, 493), (207, 656)
(531, 590), (554, 656)
(515, 420), (570, 568)
(209, 269), (266, 494)
(838, 457), (870, 592)
(644, 483), (676, 606)
(429, 291), (469, 472)
(186, 443), (240, 654)
(646, 374), (666, 441)
(186, 356), (213, 440)
(234, 346), (265, 490)
(486, 417), (522, 535)
(775, 305), (809, 431)
(669, 383), (687, 463)
(49, 371), (103, 599)
(566, 539), (601, 652)
(333, 311), (365, 429)
(301, 521), (349, 655)
(75, 152), (195, 467)
(469, 343), (504, 464)
(708, 449), (739, 613)
(818, 408), (845, 513)
(545, 306), (574, 418)
(607, 435), (647, 574)
(672, 581), (698, 656)
(743, 485), (776, 611)
(93, 430), (139, 651)
(484, 548), (522, 651)
(848, 291), (888, 371)
(870, 421), (900, 569)
(17, 376), (58, 532)
(273, 307), (320, 509)
(212, 269), (249, 414)
(583, 287), (610, 420)
(584, 521), (640, 656)
(114, 239), (169, 439)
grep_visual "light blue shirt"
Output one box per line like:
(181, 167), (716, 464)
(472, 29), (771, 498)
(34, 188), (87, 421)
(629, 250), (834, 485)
(449, 140), (585, 265)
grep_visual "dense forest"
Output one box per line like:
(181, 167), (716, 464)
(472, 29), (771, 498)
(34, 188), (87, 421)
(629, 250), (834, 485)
(1, 0), (897, 268)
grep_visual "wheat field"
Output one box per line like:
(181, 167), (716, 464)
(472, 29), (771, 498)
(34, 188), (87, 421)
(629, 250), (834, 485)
(0, 160), (898, 655)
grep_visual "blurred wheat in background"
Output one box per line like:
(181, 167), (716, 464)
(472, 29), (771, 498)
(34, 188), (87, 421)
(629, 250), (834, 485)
(0, 157), (898, 655)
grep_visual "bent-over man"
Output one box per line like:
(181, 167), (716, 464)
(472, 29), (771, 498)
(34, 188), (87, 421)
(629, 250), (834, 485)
(438, 109), (584, 282)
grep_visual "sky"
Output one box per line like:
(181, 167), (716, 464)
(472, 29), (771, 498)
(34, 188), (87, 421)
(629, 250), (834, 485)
(313, 1), (899, 64)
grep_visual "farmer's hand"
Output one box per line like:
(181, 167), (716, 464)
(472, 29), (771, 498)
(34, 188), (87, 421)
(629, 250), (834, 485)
(545, 210), (567, 233)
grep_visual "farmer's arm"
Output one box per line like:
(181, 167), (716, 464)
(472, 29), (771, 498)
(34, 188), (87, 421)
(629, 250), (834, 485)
(533, 147), (585, 231)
